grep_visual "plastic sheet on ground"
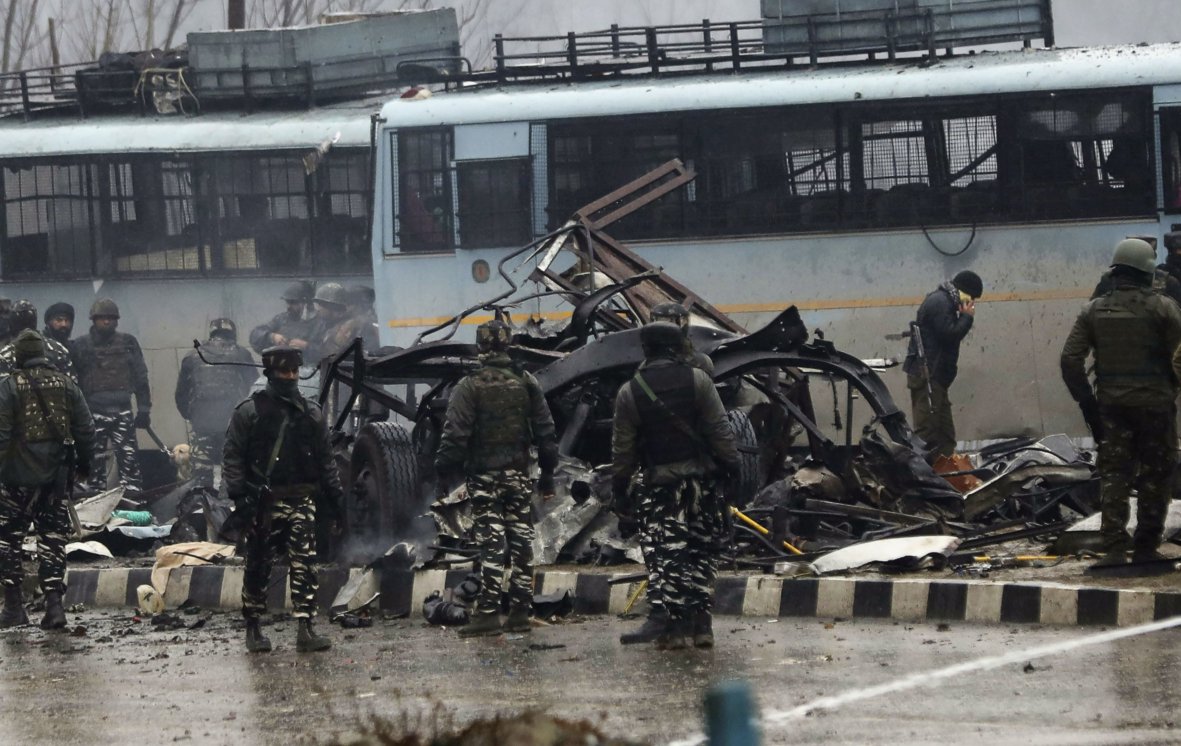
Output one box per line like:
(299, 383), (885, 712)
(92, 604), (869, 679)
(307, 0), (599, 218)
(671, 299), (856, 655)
(150, 541), (235, 595)
(809, 535), (962, 575)
(65, 540), (114, 560)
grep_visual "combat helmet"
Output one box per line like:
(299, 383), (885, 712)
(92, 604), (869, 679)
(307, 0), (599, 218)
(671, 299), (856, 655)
(313, 282), (348, 308)
(10, 300), (37, 333)
(281, 281), (314, 302)
(640, 321), (684, 358)
(1111, 238), (1156, 274)
(209, 317), (237, 340)
(650, 302), (690, 330)
(475, 320), (512, 353)
(90, 298), (120, 319)
(261, 345), (303, 375)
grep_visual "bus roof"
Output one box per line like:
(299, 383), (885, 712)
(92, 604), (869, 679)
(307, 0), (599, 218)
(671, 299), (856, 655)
(379, 42), (1181, 128)
(0, 97), (379, 158)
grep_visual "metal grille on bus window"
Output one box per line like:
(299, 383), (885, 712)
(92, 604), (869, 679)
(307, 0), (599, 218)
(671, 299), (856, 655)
(316, 151), (371, 273)
(108, 159), (202, 274)
(457, 159), (532, 249)
(2, 162), (95, 278)
(530, 124), (548, 237)
(1163, 109), (1181, 213)
(397, 129), (453, 252)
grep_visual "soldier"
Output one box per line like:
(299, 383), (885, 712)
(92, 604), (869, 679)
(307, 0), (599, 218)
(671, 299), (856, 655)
(306, 282), (353, 361)
(0, 331), (95, 629)
(42, 303), (75, 348)
(611, 322), (740, 650)
(902, 270), (983, 462)
(434, 320), (558, 637)
(650, 302), (714, 374)
(1062, 238), (1181, 559)
(345, 285), (380, 352)
(174, 319), (257, 487)
(222, 346), (344, 653)
(249, 281), (316, 356)
(1091, 236), (1181, 307)
(0, 301), (76, 381)
(71, 298), (151, 492)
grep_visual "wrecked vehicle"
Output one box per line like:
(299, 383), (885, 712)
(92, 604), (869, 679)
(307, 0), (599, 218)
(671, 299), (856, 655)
(315, 161), (939, 565)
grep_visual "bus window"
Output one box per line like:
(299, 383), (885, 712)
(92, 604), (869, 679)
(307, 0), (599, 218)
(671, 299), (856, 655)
(314, 151), (370, 272)
(456, 158), (531, 249)
(397, 129), (453, 253)
(2, 162), (96, 278)
(107, 159), (202, 273)
(1162, 108), (1181, 213)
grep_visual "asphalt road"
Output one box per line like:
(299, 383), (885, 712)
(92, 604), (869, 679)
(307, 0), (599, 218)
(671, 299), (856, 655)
(0, 609), (1179, 745)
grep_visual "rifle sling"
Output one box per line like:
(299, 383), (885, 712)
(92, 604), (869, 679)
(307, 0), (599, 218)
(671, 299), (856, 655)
(632, 371), (708, 453)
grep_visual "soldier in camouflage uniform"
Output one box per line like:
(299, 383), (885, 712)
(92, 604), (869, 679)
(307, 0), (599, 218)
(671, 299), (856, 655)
(249, 281), (316, 355)
(435, 320), (558, 637)
(0, 301), (76, 381)
(1062, 238), (1181, 559)
(222, 346), (344, 653)
(71, 299), (150, 492)
(0, 331), (95, 630)
(175, 319), (257, 486)
(612, 322), (740, 650)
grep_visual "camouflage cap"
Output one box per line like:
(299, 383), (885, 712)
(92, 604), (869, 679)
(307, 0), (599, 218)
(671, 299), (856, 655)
(475, 320), (512, 353)
(650, 302), (689, 329)
(13, 329), (46, 363)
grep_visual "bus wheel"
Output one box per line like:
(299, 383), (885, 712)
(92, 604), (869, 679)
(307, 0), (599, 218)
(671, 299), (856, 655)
(347, 422), (423, 547)
(726, 409), (763, 508)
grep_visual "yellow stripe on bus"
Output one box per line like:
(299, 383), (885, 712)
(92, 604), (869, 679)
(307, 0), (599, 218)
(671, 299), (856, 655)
(386, 286), (1095, 328)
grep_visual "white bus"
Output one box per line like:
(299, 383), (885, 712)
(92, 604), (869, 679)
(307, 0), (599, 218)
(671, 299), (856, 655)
(369, 39), (1181, 443)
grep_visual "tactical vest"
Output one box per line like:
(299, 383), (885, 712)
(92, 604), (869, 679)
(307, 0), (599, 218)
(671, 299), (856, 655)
(629, 364), (699, 467)
(1091, 288), (1172, 385)
(85, 334), (136, 394)
(248, 391), (321, 486)
(191, 343), (249, 405)
(13, 367), (72, 443)
(469, 364), (532, 469)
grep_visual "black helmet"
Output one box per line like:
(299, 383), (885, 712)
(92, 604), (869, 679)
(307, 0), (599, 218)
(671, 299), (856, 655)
(951, 270), (984, 300)
(650, 302), (689, 330)
(13, 329), (46, 363)
(261, 345), (303, 375)
(640, 321), (683, 358)
(90, 297), (120, 319)
(11, 300), (37, 333)
(281, 281), (314, 302)
(209, 317), (237, 340)
(475, 320), (512, 353)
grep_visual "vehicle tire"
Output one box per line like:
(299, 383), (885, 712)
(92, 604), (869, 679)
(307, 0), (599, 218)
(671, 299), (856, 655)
(726, 409), (762, 508)
(347, 422), (425, 544)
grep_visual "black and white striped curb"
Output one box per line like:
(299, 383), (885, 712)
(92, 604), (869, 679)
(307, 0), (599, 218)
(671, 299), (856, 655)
(62, 567), (1181, 627)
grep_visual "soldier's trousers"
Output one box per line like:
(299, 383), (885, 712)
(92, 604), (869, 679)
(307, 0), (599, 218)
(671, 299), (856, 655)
(908, 374), (956, 460)
(0, 483), (70, 594)
(1097, 403), (1178, 551)
(188, 428), (224, 487)
(242, 492), (319, 619)
(468, 469), (535, 615)
(92, 410), (142, 491)
(636, 477), (724, 622)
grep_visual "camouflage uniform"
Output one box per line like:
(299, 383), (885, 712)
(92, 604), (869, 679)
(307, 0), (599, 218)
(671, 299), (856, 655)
(0, 336), (75, 382)
(435, 348), (558, 625)
(72, 317), (150, 492)
(222, 378), (344, 621)
(612, 323), (740, 648)
(174, 333), (257, 485)
(1062, 274), (1181, 554)
(248, 309), (316, 356)
(0, 334), (94, 627)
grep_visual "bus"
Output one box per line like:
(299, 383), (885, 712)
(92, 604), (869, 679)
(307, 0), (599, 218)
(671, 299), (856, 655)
(369, 36), (1181, 444)
(0, 92), (378, 446)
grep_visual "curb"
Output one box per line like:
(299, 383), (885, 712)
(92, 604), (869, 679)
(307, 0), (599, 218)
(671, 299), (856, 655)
(62, 567), (1181, 628)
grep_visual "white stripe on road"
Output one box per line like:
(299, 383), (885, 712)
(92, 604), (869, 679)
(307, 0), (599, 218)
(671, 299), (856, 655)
(667, 614), (1181, 746)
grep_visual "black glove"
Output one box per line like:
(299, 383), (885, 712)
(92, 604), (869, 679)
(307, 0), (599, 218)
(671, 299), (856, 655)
(1079, 396), (1105, 443)
(133, 410), (151, 429)
(536, 471), (555, 498)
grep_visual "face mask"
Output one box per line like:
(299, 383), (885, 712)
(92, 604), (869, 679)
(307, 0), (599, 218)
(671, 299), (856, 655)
(268, 377), (299, 397)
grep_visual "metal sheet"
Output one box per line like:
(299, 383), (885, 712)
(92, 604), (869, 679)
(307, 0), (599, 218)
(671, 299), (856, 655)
(810, 535), (961, 574)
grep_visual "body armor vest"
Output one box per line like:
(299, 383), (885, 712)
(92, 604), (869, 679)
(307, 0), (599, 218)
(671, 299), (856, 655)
(1092, 288), (1171, 384)
(85, 334), (136, 394)
(13, 367), (71, 443)
(469, 365), (532, 469)
(249, 391), (321, 486)
(629, 364), (699, 467)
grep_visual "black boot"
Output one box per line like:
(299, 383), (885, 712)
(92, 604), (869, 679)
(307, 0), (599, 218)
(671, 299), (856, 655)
(0, 585), (28, 628)
(296, 618), (331, 652)
(504, 606), (531, 633)
(245, 618), (272, 653)
(40, 590), (66, 631)
(692, 610), (714, 649)
(459, 611), (502, 637)
(620, 606), (669, 645)
(654, 616), (690, 651)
